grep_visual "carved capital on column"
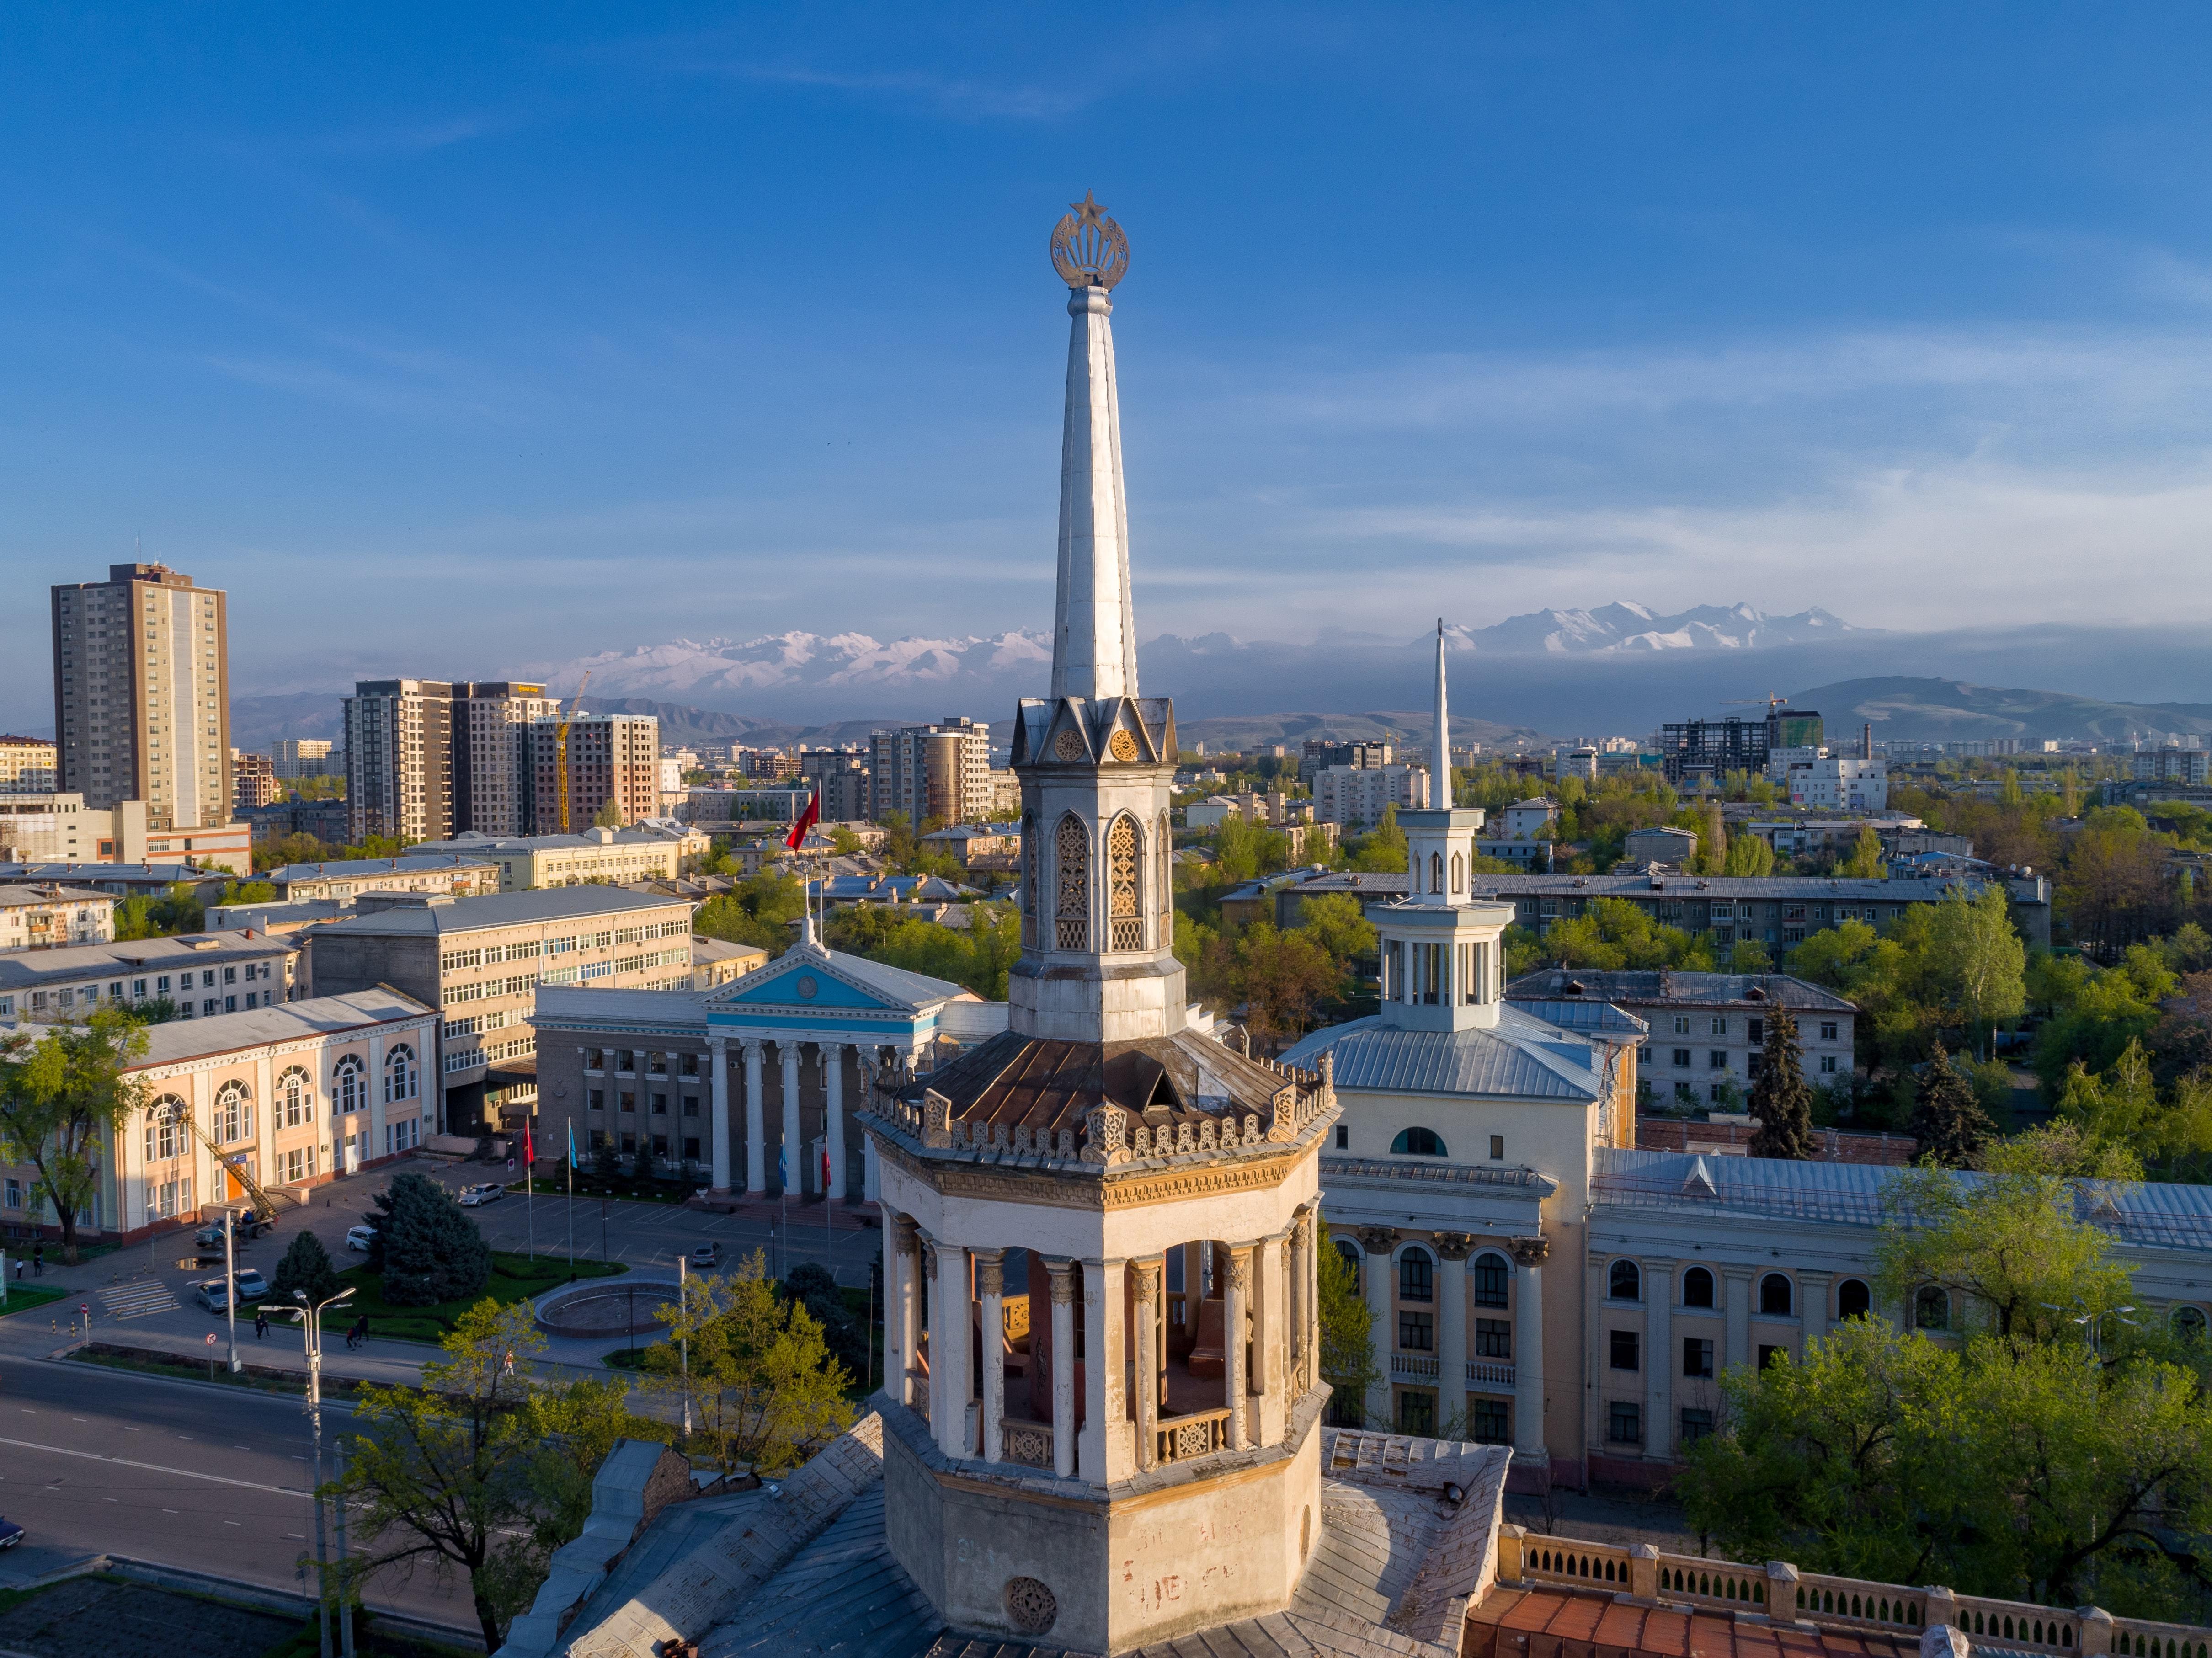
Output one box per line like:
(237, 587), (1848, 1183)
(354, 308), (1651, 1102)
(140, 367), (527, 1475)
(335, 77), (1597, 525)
(1291, 1210), (1313, 1253)
(894, 1213), (920, 1255)
(1356, 1226), (1398, 1254)
(921, 1236), (939, 1281)
(1508, 1234), (1550, 1269)
(739, 1036), (763, 1061)
(707, 1032), (727, 1053)
(974, 1247), (1005, 1298)
(1434, 1231), (1476, 1262)
(1134, 1257), (1162, 1302)
(1045, 1256), (1076, 1305)
(1225, 1249), (1251, 1292)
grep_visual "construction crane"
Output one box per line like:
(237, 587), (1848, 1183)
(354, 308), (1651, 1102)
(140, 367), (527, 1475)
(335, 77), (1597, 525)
(159, 1100), (282, 1223)
(557, 669), (592, 833)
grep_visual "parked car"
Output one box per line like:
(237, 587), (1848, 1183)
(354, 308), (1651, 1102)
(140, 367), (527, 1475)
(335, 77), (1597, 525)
(458, 1183), (505, 1207)
(0, 1515), (22, 1550)
(231, 1269), (270, 1302)
(193, 1279), (233, 1313)
(192, 1213), (274, 1249)
(345, 1224), (378, 1253)
(687, 1243), (720, 1269)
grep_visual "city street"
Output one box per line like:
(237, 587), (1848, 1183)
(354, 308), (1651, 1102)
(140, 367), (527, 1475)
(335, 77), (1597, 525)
(0, 1352), (470, 1631)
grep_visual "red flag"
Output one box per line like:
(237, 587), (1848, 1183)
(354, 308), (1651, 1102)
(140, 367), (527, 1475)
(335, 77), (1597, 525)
(522, 1120), (535, 1169)
(784, 790), (821, 850)
(821, 1147), (831, 1192)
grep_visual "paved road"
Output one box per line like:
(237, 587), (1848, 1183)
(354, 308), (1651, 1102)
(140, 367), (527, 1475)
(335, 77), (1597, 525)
(0, 1353), (470, 1631)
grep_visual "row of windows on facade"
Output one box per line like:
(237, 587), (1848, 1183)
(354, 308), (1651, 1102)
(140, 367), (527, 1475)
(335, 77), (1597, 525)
(1662, 1047), (1843, 1075)
(437, 922), (684, 973)
(140, 1049), (420, 1158)
(1654, 1015), (1843, 1042)
(2, 960), (280, 1019)
(1337, 1240), (1519, 1307)
(588, 1128), (704, 1162)
(1330, 1124), (1507, 1160)
(1381, 939), (1497, 1007)
(582, 1049), (703, 1076)
(587, 1088), (703, 1118)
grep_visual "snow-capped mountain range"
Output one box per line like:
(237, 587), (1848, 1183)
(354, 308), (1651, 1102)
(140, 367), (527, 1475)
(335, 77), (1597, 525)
(1442, 602), (1856, 656)
(526, 604), (1856, 706)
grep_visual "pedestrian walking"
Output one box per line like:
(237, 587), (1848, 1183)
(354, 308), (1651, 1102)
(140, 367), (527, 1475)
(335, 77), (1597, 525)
(254, 1309), (269, 1339)
(501, 1348), (515, 1378)
(32, 1242), (43, 1277)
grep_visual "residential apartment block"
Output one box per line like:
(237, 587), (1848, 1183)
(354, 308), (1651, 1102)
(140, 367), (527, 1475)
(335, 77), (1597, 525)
(344, 679), (570, 844)
(528, 712), (659, 832)
(262, 854), (500, 904)
(0, 929), (301, 1029)
(0, 736), (57, 794)
(411, 823), (709, 891)
(1505, 968), (1857, 1105)
(271, 738), (336, 780)
(461, 682), (558, 834)
(232, 750), (282, 810)
(0, 885), (116, 952)
(2136, 749), (2212, 786)
(51, 563), (232, 832)
(868, 716), (993, 825)
(1313, 762), (1430, 828)
(302, 885), (696, 1134)
(1782, 755), (1888, 811)
(798, 749), (870, 823)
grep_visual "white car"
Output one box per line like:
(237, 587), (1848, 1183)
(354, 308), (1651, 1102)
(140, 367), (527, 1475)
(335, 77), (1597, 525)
(458, 1182), (505, 1207)
(345, 1225), (377, 1253)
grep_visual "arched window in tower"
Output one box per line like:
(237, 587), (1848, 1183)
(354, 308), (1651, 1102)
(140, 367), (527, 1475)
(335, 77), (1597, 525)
(1055, 814), (1090, 951)
(1429, 851), (1444, 894)
(1157, 811), (1173, 928)
(1108, 815), (1144, 951)
(1451, 851), (1465, 894)
(1021, 813), (1037, 947)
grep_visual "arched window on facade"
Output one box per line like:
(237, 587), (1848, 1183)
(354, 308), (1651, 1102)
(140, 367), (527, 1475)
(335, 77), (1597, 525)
(1682, 1266), (1716, 1308)
(1450, 851), (1465, 894)
(1021, 813), (1037, 946)
(385, 1045), (417, 1105)
(1390, 1125), (1447, 1157)
(1055, 814), (1090, 951)
(1609, 1260), (1642, 1302)
(216, 1081), (252, 1144)
(1108, 815), (1144, 952)
(2174, 1305), (2209, 1343)
(1914, 1286), (1951, 1332)
(1336, 1237), (1363, 1294)
(1759, 1273), (1794, 1317)
(1836, 1278), (1872, 1320)
(1429, 851), (1444, 894)
(1398, 1246), (1434, 1303)
(1157, 811), (1173, 930)
(144, 1094), (188, 1163)
(333, 1056), (364, 1116)
(1473, 1251), (1509, 1309)
(278, 1066), (312, 1129)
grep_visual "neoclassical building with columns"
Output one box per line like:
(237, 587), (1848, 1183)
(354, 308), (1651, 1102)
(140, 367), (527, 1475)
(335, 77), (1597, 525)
(529, 940), (1007, 1200)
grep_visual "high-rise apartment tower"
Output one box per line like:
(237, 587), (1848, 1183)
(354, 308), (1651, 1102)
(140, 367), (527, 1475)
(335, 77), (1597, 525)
(50, 563), (231, 831)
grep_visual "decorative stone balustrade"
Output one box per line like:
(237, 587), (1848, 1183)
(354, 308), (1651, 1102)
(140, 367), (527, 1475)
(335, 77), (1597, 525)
(1467, 1359), (1514, 1386)
(1495, 1527), (2212, 1658)
(1000, 1417), (1053, 1469)
(1391, 1353), (1441, 1381)
(1154, 1406), (1231, 1465)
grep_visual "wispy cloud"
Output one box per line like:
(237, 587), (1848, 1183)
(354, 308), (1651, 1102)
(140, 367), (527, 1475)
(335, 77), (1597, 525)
(711, 61), (1095, 122)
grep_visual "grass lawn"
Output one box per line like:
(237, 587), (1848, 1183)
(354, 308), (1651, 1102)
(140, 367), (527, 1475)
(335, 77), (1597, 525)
(334, 1249), (626, 1343)
(0, 1283), (69, 1320)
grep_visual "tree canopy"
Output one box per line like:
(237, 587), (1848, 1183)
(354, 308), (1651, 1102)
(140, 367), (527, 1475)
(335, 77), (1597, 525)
(0, 1008), (146, 1260)
(368, 1173), (492, 1306)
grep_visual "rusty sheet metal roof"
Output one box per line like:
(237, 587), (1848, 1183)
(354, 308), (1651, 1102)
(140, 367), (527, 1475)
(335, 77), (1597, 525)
(1466, 1588), (1920, 1658)
(907, 1028), (1301, 1138)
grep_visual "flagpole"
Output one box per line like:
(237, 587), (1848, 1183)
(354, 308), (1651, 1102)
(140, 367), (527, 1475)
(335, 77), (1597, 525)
(566, 1124), (575, 1273)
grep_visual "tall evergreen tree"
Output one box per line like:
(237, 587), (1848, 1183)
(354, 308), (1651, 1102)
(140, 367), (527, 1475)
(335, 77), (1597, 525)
(1910, 1047), (1997, 1168)
(1747, 1003), (1819, 1160)
(369, 1173), (492, 1306)
(271, 1227), (343, 1308)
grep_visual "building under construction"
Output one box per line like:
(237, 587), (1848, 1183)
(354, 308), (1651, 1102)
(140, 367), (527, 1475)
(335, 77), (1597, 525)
(1659, 706), (1823, 785)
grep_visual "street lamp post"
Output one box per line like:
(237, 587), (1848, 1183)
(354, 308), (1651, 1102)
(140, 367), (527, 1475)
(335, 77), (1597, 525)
(287, 1284), (356, 1658)
(224, 1206), (240, 1375)
(678, 1254), (692, 1439)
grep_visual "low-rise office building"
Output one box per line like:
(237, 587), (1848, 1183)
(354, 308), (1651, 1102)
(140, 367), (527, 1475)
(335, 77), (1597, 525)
(410, 824), (709, 890)
(263, 855), (500, 904)
(303, 886), (697, 1135)
(0, 885), (116, 952)
(1505, 968), (1857, 1105)
(0, 930), (301, 1029)
(0, 988), (437, 1244)
(1275, 866), (2054, 949)
(0, 796), (249, 872)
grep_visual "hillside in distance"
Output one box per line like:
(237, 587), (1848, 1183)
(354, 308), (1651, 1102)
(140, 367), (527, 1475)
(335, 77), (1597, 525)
(1791, 677), (2212, 743)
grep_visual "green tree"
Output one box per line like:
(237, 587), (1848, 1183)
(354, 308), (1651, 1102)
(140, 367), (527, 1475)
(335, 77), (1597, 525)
(368, 1173), (492, 1306)
(1316, 1222), (1379, 1427)
(1200, 921), (1343, 1052)
(2055, 1041), (2212, 1183)
(1747, 1006), (1817, 1159)
(590, 797), (624, 830)
(334, 1301), (662, 1647)
(1298, 892), (1378, 965)
(1723, 832), (1776, 877)
(645, 1249), (854, 1474)
(1934, 886), (2027, 1059)
(0, 1008), (147, 1261)
(270, 1228), (343, 1308)
(695, 870), (807, 956)
(1839, 826), (1887, 880)
(1908, 1049), (1995, 1168)
(114, 882), (206, 940)
(1699, 800), (1727, 875)
(1214, 815), (1289, 884)
(1345, 805), (1407, 874)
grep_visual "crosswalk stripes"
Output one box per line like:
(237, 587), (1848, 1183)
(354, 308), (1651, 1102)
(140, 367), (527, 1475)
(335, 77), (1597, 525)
(99, 1279), (181, 1319)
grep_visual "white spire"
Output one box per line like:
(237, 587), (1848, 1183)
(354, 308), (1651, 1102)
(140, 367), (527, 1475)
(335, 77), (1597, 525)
(1432, 618), (1450, 809)
(1051, 283), (1139, 702)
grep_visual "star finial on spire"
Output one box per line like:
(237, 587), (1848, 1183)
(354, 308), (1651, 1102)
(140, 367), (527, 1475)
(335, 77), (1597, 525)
(1070, 190), (1109, 227)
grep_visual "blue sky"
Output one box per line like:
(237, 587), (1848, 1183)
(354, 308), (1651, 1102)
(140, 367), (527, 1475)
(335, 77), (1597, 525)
(9, 5), (2212, 725)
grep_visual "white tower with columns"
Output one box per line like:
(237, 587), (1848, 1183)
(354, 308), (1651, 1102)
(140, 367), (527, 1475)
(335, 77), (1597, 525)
(861, 196), (1339, 1655)
(1369, 621), (1516, 1031)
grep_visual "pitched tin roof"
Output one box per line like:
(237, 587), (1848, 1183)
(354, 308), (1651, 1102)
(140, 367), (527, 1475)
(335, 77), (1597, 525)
(1281, 1008), (1604, 1102)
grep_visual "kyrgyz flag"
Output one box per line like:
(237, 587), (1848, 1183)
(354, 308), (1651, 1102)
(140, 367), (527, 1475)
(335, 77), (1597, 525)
(784, 790), (821, 850)
(522, 1120), (535, 1168)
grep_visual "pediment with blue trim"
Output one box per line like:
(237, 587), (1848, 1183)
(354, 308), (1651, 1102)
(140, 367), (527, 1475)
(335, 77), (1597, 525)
(704, 942), (965, 1017)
